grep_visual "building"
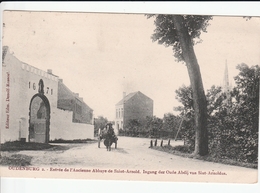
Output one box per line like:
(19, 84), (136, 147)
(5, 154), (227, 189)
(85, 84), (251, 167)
(222, 61), (232, 106)
(1, 46), (94, 143)
(114, 91), (153, 133)
(57, 79), (93, 124)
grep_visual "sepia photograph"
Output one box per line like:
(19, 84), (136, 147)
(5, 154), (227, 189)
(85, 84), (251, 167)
(0, 2), (259, 189)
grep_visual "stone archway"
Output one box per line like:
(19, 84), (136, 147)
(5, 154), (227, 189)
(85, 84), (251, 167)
(29, 94), (50, 143)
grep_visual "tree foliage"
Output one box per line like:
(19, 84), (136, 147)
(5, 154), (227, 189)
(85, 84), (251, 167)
(162, 113), (181, 131)
(147, 14), (212, 62)
(145, 116), (163, 138)
(228, 64), (259, 163)
(94, 116), (108, 136)
(119, 115), (182, 139)
(174, 64), (259, 163)
(124, 119), (142, 137)
(125, 119), (141, 130)
(174, 85), (227, 117)
(233, 63), (259, 109)
(174, 85), (193, 116)
(206, 85), (225, 116)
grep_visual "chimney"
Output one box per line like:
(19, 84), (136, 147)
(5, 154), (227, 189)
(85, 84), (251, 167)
(47, 69), (52, 74)
(123, 92), (126, 99)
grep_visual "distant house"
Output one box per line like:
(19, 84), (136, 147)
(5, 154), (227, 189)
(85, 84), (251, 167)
(115, 91), (153, 133)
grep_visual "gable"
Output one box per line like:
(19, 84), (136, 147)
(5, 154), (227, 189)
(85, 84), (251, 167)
(115, 91), (153, 106)
(116, 92), (138, 105)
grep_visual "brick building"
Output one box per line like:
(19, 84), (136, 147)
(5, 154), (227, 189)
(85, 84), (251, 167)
(114, 91), (153, 133)
(57, 79), (93, 124)
(1, 46), (94, 143)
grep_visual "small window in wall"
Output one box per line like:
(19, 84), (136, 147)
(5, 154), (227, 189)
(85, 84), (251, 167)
(116, 109), (118, 118)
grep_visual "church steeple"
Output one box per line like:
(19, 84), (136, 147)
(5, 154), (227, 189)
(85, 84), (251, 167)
(223, 60), (230, 93)
(222, 60), (231, 106)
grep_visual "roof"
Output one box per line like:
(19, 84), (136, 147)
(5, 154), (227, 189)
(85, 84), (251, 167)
(58, 80), (93, 111)
(115, 91), (153, 106)
(116, 92), (138, 105)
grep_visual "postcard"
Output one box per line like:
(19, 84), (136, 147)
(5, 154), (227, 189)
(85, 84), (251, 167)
(1, 8), (259, 185)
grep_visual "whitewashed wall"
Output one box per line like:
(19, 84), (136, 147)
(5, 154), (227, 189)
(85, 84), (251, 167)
(1, 50), (57, 142)
(1, 48), (94, 143)
(50, 108), (94, 140)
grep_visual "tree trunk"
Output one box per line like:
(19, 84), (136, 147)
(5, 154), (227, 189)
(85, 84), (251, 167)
(172, 15), (208, 156)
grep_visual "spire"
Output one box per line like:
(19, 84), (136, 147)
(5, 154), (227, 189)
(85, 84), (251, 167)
(222, 60), (231, 107)
(223, 59), (230, 93)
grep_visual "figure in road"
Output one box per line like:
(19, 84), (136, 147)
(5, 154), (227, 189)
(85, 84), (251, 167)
(102, 123), (118, 151)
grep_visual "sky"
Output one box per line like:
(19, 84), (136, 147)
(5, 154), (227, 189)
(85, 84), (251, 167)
(2, 10), (260, 120)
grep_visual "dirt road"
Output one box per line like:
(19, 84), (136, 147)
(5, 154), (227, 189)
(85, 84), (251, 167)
(3, 136), (258, 183)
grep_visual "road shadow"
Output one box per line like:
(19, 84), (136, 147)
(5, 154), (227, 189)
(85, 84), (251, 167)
(113, 148), (128, 154)
(98, 147), (128, 154)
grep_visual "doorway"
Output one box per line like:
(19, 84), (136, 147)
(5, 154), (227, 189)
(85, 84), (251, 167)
(29, 94), (50, 143)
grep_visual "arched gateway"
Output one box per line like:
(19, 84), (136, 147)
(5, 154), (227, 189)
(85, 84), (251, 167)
(29, 85), (50, 143)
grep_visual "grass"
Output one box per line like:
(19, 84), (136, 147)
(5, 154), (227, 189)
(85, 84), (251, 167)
(0, 140), (74, 166)
(0, 154), (32, 166)
(0, 139), (97, 152)
(0, 141), (74, 153)
(151, 145), (258, 169)
(0, 139), (96, 166)
(0, 141), (55, 151)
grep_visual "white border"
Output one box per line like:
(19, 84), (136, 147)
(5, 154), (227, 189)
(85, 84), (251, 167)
(1, 1), (260, 16)
(1, 2), (260, 193)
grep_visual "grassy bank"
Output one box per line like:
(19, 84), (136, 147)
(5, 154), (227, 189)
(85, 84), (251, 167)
(151, 145), (258, 169)
(0, 154), (32, 166)
(1, 139), (96, 151)
(0, 141), (71, 166)
(0, 139), (97, 166)
(1, 141), (55, 151)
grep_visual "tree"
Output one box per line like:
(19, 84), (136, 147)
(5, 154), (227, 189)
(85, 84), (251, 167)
(174, 85), (193, 117)
(206, 85), (227, 116)
(125, 119), (142, 137)
(174, 85), (195, 148)
(94, 116), (108, 136)
(148, 14), (212, 155)
(162, 113), (182, 139)
(231, 63), (259, 134)
(145, 116), (163, 138)
(233, 63), (259, 116)
(174, 64), (259, 163)
(162, 113), (180, 131)
(230, 64), (259, 162)
(210, 64), (259, 163)
(174, 84), (226, 150)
